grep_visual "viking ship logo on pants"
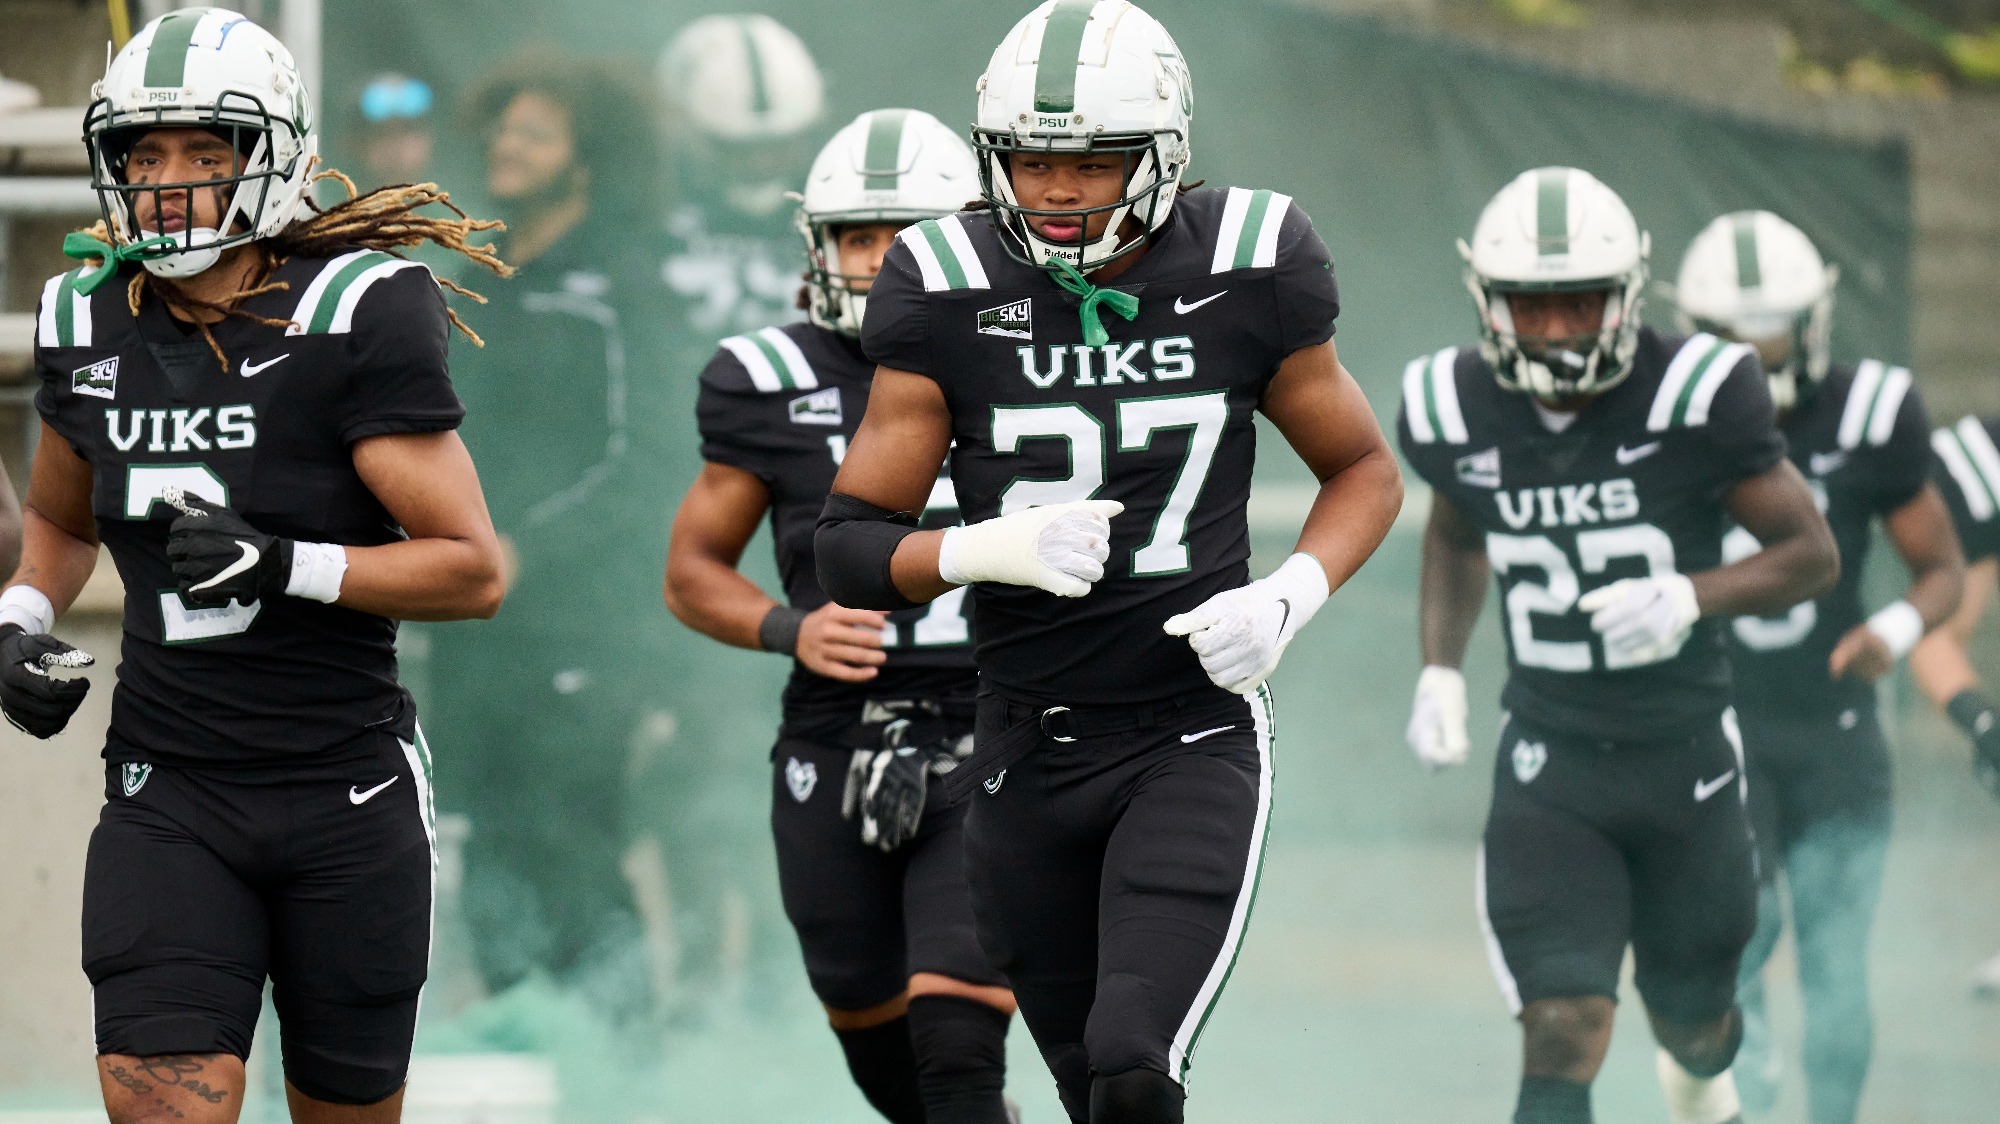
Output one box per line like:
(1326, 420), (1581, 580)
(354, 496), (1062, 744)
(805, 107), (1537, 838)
(120, 763), (152, 797)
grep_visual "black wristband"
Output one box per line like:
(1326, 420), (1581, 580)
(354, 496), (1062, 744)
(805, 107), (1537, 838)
(814, 492), (922, 611)
(758, 605), (809, 656)
(1947, 689), (1997, 739)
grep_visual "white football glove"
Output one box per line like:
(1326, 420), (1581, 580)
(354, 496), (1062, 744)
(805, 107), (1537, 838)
(937, 500), (1124, 598)
(1162, 553), (1329, 694)
(1406, 665), (1470, 770)
(1577, 573), (1700, 668)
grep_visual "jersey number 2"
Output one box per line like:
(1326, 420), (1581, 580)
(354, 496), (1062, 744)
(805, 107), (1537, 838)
(992, 391), (1227, 577)
(1487, 525), (1677, 671)
(125, 464), (261, 643)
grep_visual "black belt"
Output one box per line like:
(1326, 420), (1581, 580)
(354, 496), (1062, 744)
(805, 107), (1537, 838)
(997, 694), (1224, 743)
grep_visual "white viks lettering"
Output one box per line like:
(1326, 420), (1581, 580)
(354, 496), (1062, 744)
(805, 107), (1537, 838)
(1152, 336), (1195, 381)
(1496, 490), (1537, 531)
(215, 405), (257, 450)
(1070, 344), (1099, 388)
(1018, 346), (1066, 390)
(1600, 478), (1640, 521)
(1557, 483), (1599, 524)
(1100, 342), (1147, 385)
(146, 409), (169, 453)
(169, 408), (212, 452)
(1536, 486), (1560, 528)
(107, 409), (144, 452)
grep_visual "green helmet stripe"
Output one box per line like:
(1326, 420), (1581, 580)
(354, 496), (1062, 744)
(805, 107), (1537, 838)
(143, 9), (204, 89)
(862, 109), (912, 192)
(1034, 0), (1098, 114)
(1731, 212), (1763, 291)
(738, 19), (771, 117)
(1536, 168), (1570, 257)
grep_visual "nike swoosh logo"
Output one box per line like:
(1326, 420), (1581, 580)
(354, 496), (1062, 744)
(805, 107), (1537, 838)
(240, 353), (290, 377)
(1174, 291), (1227, 315)
(1615, 441), (1663, 465)
(1276, 597), (1292, 636)
(1694, 769), (1737, 803)
(1180, 725), (1236, 744)
(349, 776), (399, 804)
(1809, 450), (1848, 476)
(188, 540), (259, 593)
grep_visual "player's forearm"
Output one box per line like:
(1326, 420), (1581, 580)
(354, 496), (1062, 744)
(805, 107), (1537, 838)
(335, 537), (505, 621)
(6, 507), (100, 618)
(1692, 528), (1839, 619)
(664, 549), (777, 651)
(888, 530), (953, 604)
(1420, 542), (1488, 668)
(1292, 444), (1403, 598)
(1911, 630), (1981, 706)
(1885, 487), (1966, 631)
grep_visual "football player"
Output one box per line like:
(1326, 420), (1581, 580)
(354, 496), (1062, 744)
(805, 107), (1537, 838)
(0, 10), (507, 1120)
(665, 108), (1019, 1124)
(1400, 171), (1837, 1124)
(815, 4), (1404, 1121)
(1911, 414), (2000, 995)
(1671, 211), (1963, 1124)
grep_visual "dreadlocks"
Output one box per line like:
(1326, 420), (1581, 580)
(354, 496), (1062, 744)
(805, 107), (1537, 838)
(83, 166), (514, 372)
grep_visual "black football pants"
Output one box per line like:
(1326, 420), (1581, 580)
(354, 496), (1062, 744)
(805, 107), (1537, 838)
(961, 686), (1274, 1121)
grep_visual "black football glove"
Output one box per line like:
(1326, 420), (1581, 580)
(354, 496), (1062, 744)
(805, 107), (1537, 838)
(842, 718), (935, 852)
(0, 623), (94, 739)
(162, 487), (291, 608)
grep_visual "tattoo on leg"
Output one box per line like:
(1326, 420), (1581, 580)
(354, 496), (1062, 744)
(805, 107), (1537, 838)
(105, 1055), (230, 1109)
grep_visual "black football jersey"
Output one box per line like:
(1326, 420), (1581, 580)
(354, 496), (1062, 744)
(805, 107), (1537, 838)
(1726, 361), (1930, 717)
(1931, 414), (2000, 565)
(861, 187), (1339, 705)
(1398, 330), (1785, 740)
(697, 321), (975, 728)
(32, 251), (461, 769)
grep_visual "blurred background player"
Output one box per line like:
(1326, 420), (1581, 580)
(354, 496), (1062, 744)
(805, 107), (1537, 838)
(1401, 169), (1838, 1124)
(353, 72), (437, 190)
(1912, 414), (2000, 994)
(656, 12), (825, 340)
(1671, 210), (1964, 1124)
(817, 3), (1404, 1119)
(0, 8), (508, 1118)
(666, 107), (1020, 1124)
(425, 48), (675, 1033)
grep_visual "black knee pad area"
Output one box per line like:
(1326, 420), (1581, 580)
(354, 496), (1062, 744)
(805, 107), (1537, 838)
(1090, 1066), (1184, 1124)
(1663, 1006), (1744, 1079)
(276, 991), (419, 1106)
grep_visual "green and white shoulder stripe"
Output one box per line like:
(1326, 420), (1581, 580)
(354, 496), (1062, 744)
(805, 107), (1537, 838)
(1210, 188), (1293, 274)
(720, 326), (819, 393)
(898, 215), (991, 292)
(1647, 332), (1751, 432)
(1401, 346), (1468, 445)
(1835, 359), (1912, 450)
(286, 250), (429, 336)
(1933, 416), (2000, 523)
(36, 269), (94, 348)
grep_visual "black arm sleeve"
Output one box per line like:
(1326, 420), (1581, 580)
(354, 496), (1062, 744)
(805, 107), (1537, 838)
(815, 492), (923, 611)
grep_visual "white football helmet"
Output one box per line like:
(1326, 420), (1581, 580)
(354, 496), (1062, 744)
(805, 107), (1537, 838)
(973, 0), (1192, 272)
(1674, 211), (1837, 412)
(85, 7), (316, 279)
(798, 109), (979, 336)
(1461, 167), (1650, 403)
(657, 14), (824, 141)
